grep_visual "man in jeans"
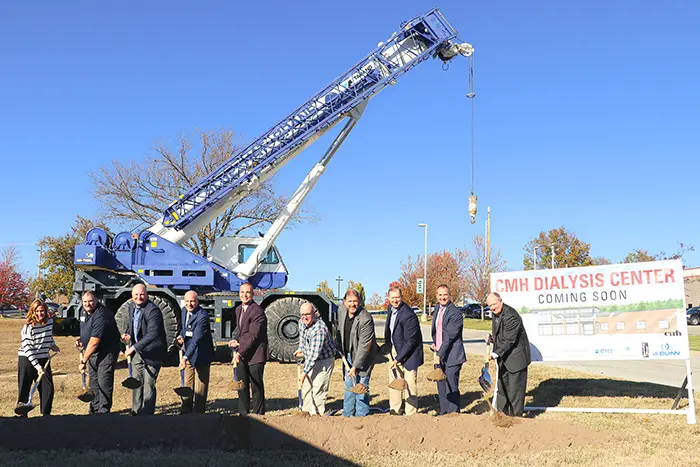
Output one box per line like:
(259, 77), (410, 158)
(336, 289), (376, 417)
(123, 284), (167, 415)
(295, 302), (335, 415)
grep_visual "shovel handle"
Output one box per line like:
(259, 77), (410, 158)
(81, 371), (87, 389)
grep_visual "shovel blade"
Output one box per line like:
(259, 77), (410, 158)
(14, 403), (35, 416)
(426, 368), (447, 382)
(478, 363), (492, 393)
(388, 378), (408, 391)
(349, 383), (368, 394)
(76, 389), (95, 403)
(174, 387), (194, 398)
(122, 377), (142, 390)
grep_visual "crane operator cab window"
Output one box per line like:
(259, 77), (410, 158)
(238, 244), (280, 265)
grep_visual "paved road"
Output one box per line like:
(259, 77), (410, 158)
(688, 324), (700, 336)
(373, 320), (699, 390)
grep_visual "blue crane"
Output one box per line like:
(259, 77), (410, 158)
(64, 8), (475, 362)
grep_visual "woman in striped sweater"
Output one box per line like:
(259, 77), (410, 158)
(17, 299), (60, 416)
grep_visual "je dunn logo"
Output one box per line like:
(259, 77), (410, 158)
(652, 342), (680, 357)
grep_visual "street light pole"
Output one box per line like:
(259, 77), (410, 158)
(335, 276), (343, 300)
(418, 223), (428, 323)
(533, 245), (538, 270)
(551, 245), (555, 269)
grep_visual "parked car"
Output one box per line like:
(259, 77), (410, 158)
(687, 307), (700, 326)
(461, 303), (490, 319)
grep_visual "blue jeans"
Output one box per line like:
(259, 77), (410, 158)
(342, 353), (371, 417)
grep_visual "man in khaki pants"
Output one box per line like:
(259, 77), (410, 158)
(383, 287), (424, 415)
(295, 302), (335, 415)
(176, 291), (213, 413)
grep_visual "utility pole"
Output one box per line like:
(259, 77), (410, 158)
(37, 241), (43, 279)
(418, 223), (428, 323)
(533, 245), (538, 270)
(335, 276), (344, 300)
(486, 207), (491, 277)
(551, 245), (555, 269)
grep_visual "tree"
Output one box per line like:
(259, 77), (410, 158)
(347, 280), (365, 305)
(366, 292), (384, 310)
(591, 256), (612, 265)
(463, 235), (506, 319)
(316, 280), (335, 300)
(523, 227), (592, 270)
(623, 249), (658, 263)
(0, 245), (30, 308)
(91, 129), (315, 258)
(395, 250), (468, 311)
(623, 242), (694, 265)
(29, 215), (110, 298)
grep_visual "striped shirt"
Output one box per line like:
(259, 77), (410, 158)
(298, 318), (335, 374)
(18, 319), (55, 370)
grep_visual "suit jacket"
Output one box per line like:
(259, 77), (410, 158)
(180, 305), (214, 369)
(336, 304), (377, 376)
(383, 302), (424, 371)
(492, 303), (531, 373)
(235, 302), (268, 365)
(431, 302), (466, 367)
(126, 300), (167, 367)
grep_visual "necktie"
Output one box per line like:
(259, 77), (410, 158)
(133, 307), (141, 342)
(436, 305), (445, 350)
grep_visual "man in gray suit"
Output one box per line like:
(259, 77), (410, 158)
(486, 292), (531, 416)
(336, 289), (377, 417)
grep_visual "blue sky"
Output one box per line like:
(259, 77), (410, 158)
(2, 1), (698, 301)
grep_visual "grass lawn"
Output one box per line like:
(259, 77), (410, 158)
(462, 318), (492, 332)
(689, 335), (700, 352)
(1, 317), (699, 466)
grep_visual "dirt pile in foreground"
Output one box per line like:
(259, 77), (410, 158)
(0, 412), (603, 456)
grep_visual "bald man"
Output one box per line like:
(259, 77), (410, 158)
(123, 284), (167, 415)
(486, 292), (531, 416)
(176, 291), (213, 413)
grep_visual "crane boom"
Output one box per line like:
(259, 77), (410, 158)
(148, 8), (472, 247)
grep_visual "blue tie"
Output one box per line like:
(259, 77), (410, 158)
(133, 307), (141, 342)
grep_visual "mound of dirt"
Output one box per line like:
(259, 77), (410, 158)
(0, 412), (603, 456)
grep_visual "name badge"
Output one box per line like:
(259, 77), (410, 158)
(80, 316), (86, 322)
(185, 330), (193, 337)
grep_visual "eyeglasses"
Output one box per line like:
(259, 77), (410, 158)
(300, 313), (313, 317)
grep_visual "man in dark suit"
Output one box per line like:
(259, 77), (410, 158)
(486, 292), (531, 416)
(336, 288), (377, 417)
(430, 284), (466, 415)
(383, 286), (424, 415)
(228, 282), (268, 415)
(176, 290), (213, 414)
(123, 283), (167, 416)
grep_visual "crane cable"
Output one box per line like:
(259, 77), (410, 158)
(466, 53), (477, 224)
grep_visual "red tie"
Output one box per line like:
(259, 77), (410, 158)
(436, 305), (445, 350)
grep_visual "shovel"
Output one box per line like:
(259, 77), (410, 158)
(478, 343), (494, 394)
(15, 353), (55, 416)
(296, 358), (304, 411)
(387, 352), (408, 391)
(174, 349), (194, 398)
(121, 348), (142, 390)
(230, 350), (245, 391)
(76, 350), (95, 403)
(338, 351), (367, 395)
(426, 350), (447, 382)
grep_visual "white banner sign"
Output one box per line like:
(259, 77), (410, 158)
(491, 260), (689, 361)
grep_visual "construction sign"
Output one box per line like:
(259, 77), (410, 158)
(491, 260), (689, 361)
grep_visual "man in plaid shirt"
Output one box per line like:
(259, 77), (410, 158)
(294, 302), (335, 415)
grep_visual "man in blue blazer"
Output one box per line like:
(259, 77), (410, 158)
(176, 290), (214, 414)
(431, 284), (466, 414)
(123, 284), (167, 416)
(383, 286), (424, 415)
